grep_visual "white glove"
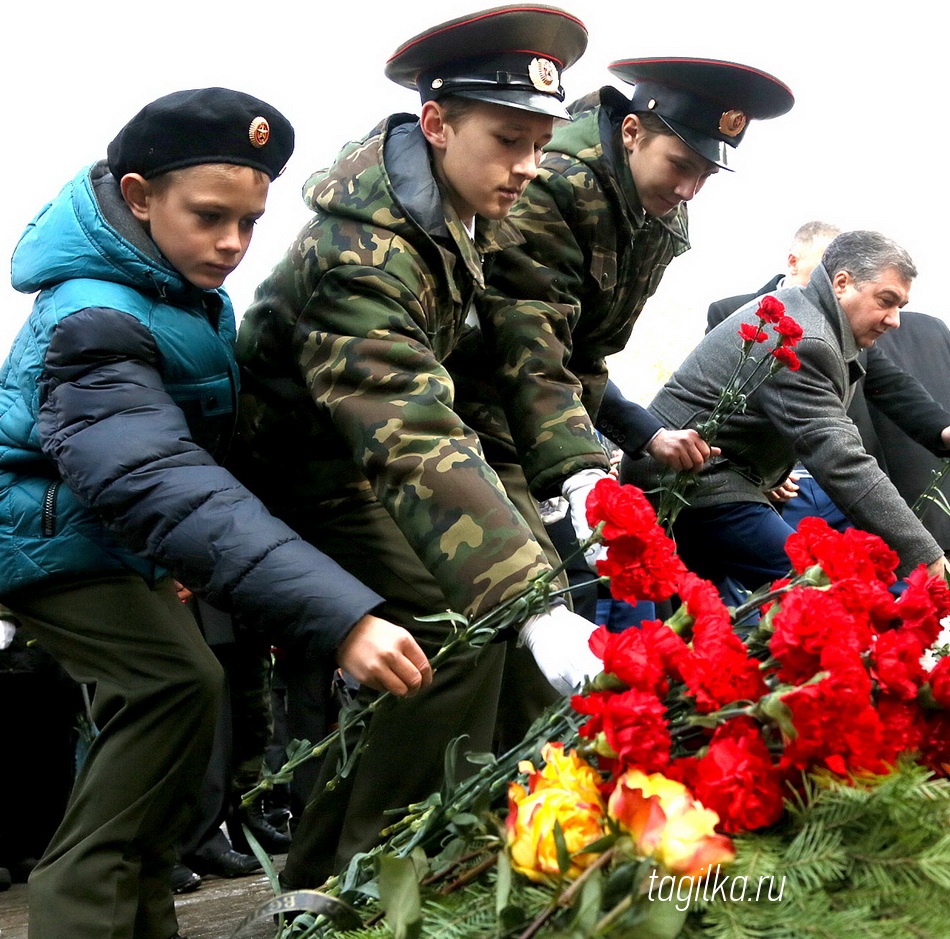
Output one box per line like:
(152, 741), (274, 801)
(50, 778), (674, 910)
(561, 468), (610, 570)
(519, 605), (602, 695)
(536, 496), (569, 526)
(0, 616), (17, 651)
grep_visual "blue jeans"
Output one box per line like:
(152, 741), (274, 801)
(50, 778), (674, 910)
(595, 597), (656, 632)
(672, 501), (796, 594)
(779, 467), (851, 533)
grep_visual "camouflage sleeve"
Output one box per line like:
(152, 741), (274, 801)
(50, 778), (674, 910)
(287, 248), (552, 621)
(481, 160), (610, 495)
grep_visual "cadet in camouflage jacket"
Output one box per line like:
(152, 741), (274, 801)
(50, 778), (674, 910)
(472, 57), (794, 497)
(232, 6), (601, 883)
(234, 114), (554, 623)
(463, 85), (689, 495)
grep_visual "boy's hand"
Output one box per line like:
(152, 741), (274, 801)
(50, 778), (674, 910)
(337, 614), (433, 697)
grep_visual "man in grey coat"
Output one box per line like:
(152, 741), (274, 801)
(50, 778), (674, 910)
(622, 230), (949, 593)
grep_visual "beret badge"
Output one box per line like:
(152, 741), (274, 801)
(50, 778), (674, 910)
(528, 57), (559, 94)
(248, 116), (271, 149)
(718, 109), (747, 137)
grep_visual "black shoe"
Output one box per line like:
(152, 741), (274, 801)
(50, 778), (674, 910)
(229, 799), (292, 855)
(263, 805), (292, 832)
(262, 785), (292, 832)
(187, 847), (262, 879)
(0, 867), (11, 892)
(170, 862), (202, 894)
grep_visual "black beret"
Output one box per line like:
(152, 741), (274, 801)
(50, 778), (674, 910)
(609, 58), (794, 169)
(386, 4), (588, 120)
(107, 87), (295, 182)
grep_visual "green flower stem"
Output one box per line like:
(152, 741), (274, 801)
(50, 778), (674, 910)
(244, 519), (608, 811)
(437, 852), (499, 894)
(655, 332), (795, 531)
(911, 458), (950, 518)
(591, 893), (634, 936)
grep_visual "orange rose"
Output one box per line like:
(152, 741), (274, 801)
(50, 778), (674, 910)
(607, 768), (735, 878)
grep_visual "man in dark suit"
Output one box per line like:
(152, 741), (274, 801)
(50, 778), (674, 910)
(706, 220), (840, 331)
(869, 312), (950, 550)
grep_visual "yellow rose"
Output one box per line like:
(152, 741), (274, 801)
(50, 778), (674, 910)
(529, 743), (604, 804)
(506, 783), (607, 883)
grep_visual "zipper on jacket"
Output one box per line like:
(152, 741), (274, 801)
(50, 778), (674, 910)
(42, 481), (61, 537)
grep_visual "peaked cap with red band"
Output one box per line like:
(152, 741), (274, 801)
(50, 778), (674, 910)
(609, 57), (794, 169)
(385, 4), (588, 120)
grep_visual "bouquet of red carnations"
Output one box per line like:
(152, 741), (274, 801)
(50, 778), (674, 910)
(272, 477), (950, 939)
(501, 478), (950, 937)
(578, 478), (950, 821)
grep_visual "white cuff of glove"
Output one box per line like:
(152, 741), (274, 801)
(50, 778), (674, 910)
(0, 618), (17, 652)
(519, 604), (602, 696)
(561, 468), (610, 570)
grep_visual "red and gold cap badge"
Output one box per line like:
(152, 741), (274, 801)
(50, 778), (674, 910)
(528, 57), (560, 95)
(718, 109), (747, 138)
(248, 116), (271, 149)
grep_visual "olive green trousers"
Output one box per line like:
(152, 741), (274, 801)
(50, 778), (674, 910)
(4, 574), (223, 939)
(281, 462), (563, 888)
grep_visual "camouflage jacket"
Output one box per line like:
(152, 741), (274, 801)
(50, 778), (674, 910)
(468, 87), (690, 495)
(233, 114), (552, 620)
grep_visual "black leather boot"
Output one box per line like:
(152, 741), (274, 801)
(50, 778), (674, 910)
(228, 797), (292, 855)
(186, 845), (262, 878)
(170, 861), (202, 894)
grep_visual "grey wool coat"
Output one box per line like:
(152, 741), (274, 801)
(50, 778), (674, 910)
(626, 263), (945, 576)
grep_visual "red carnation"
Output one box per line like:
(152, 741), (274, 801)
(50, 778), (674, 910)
(895, 566), (950, 650)
(773, 314), (804, 347)
(918, 711), (950, 777)
(638, 618), (691, 682)
(770, 346), (801, 371)
(738, 322), (768, 343)
(871, 628), (928, 700)
(677, 571), (733, 637)
(680, 718), (787, 833)
(926, 656), (950, 709)
(755, 294), (785, 324)
(779, 650), (885, 776)
(603, 689), (673, 773)
(769, 585), (869, 684)
(585, 478), (658, 541)
(597, 530), (686, 604)
(785, 517), (898, 585)
(827, 578), (899, 633)
(680, 647), (768, 714)
(589, 623), (666, 694)
(575, 687), (672, 774)
(876, 695), (927, 766)
(586, 479), (687, 603)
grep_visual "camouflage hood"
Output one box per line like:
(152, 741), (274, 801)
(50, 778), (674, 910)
(545, 86), (689, 248)
(301, 113), (523, 286)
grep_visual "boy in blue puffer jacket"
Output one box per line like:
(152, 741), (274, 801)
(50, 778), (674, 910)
(0, 87), (432, 939)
